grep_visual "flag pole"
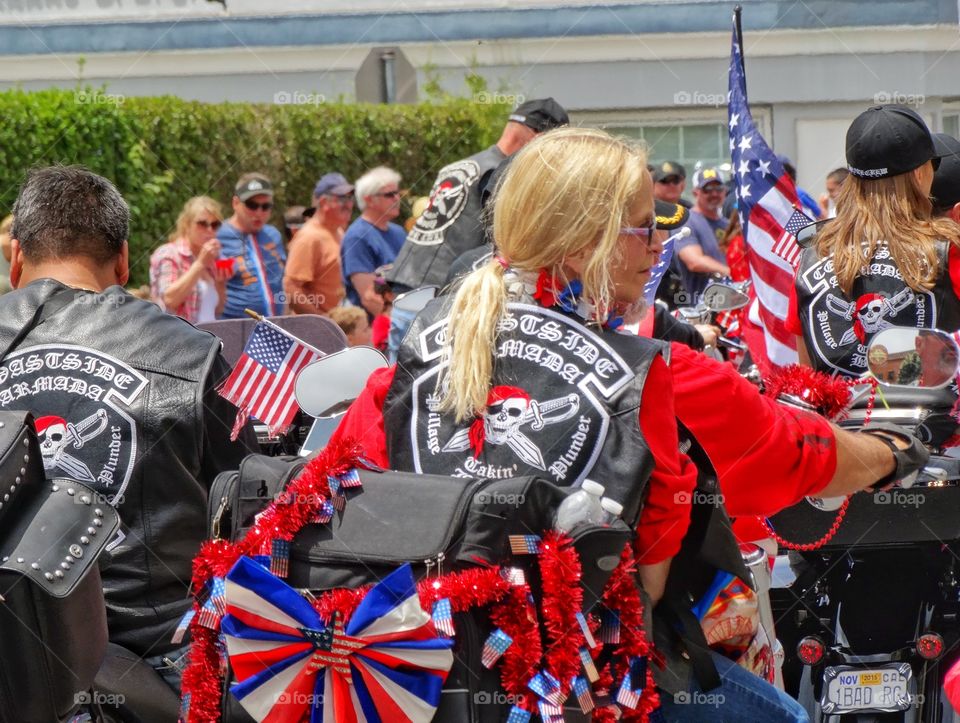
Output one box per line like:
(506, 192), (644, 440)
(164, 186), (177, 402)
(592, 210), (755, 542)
(734, 5), (745, 71)
(242, 308), (325, 357)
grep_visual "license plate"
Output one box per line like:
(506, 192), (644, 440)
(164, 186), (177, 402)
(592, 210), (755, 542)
(821, 664), (913, 714)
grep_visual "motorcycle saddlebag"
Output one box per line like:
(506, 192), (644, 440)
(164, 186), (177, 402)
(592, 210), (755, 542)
(0, 411), (120, 723)
(221, 469), (632, 723)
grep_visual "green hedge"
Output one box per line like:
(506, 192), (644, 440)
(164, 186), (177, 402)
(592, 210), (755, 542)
(0, 88), (508, 285)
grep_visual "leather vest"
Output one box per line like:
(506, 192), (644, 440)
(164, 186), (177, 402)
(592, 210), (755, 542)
(0, 279), (247, 656)
(383, 298), (666, 525)
(387, 145), (506, 291)
(794, 241), (960, 377)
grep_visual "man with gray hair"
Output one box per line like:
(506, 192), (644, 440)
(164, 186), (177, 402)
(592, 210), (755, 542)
(341, 165), (406, 316)
(0, 165), (255, 692)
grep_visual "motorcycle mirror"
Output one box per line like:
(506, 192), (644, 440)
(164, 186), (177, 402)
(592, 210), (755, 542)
(393, 286), (437, 314)
(294, 346), (388, 417)
(701, 282), (750, 312)
(795, 219), (830, 249)
(866, 327), (960, 389)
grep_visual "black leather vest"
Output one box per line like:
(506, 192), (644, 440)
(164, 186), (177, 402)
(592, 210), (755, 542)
(794, 241), (960, 377)
(383, 299), (666, 525)
(387, 145), (506, 291)
(0, 279), (248, 656)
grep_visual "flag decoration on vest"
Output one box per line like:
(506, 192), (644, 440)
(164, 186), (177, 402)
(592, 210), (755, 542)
(481, 628), (514, 668)
(218, 320), (321, 440)
(221, 558), (454, 723)
(431, 597), (455, 636)
(509, 534), (542, 555)
(728, 14), (809, 369)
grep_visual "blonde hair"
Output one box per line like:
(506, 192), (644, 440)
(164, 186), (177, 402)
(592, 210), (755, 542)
(170, 196), (223, 243)
(438, 127), (648, 421)
(329, 305), (368, 337)
(816, 170), (960, 295)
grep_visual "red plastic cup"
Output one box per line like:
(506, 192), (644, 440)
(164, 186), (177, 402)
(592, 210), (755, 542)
(215, 258), (236, 273)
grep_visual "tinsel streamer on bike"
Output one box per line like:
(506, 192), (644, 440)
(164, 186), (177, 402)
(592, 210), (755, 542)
(179, 436), (661, 722)
(761, 365), (878, 550)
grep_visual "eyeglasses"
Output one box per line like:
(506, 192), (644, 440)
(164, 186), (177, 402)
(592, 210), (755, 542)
(700, 185), (725, 195)
(657, 176), (683, 185)
(243, 199), (274, 212)
(195, 219), (222, 230)
(329, 193), (355, 205)
(374, 190), (401, 199)
(620, 224), (657, 245)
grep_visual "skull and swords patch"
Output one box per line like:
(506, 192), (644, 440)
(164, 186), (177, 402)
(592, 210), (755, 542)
(407, 303), (636, 486)
(406, 160), (479, 247)
(0, 344), (147, 503)
(796, 247), (936, 375)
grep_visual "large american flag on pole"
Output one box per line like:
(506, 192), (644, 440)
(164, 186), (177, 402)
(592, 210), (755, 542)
(219, 321), (321, 439)
(728, 14), (810, 368)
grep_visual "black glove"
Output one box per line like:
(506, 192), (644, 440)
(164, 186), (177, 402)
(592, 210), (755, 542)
(860, 423), (930, 490)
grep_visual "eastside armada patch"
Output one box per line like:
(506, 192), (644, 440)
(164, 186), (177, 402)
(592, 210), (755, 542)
(406, 160), (480, 247)
(0, 344), (147, 503)
(409, 304), (635, 485)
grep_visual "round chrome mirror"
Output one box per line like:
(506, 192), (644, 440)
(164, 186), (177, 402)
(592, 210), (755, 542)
(866, 327), (959, 389)
(294, 346), (388, 417)
(702, 282), (750, 312)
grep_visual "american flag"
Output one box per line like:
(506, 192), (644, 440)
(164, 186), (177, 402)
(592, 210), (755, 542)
(218, 320), (321, 440)
(728, 15), (810, 368)
(432, 597), (455, 636)
(643, 227), (688, 305)
(573, 675), (595, 714)
(509, 534), (542, 555)
(481, 628), (513, 668)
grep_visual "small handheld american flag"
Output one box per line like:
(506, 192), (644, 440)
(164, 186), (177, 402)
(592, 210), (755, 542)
(481, 628), (514, 668)
(218, 319), (321, 440)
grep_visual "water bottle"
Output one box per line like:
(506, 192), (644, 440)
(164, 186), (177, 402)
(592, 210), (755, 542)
(555, 479), (606, 533)
(599, 497), (624, 525)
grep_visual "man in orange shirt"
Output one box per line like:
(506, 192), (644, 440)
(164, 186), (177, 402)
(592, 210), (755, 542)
(283, 173), (354, 314)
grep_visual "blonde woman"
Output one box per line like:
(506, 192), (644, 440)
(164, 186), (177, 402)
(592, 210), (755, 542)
(150, 196), (230, 323)
(787, 105), (960, 376)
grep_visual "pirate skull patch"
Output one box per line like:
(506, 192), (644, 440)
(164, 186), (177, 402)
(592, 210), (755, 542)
(407, 160), (480, 247)
(409, 303), (636, 485)
(0, 344), (146, 503)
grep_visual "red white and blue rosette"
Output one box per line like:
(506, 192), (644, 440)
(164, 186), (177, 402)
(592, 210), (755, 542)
(221, 557), (454, 722)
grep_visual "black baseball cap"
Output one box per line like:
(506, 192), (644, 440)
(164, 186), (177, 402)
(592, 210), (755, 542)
(653, 161), (687, 182)
(508, 98), (569, 133)
(655, 200), (689, 231)
(932, 133), (960, 214)
(846, 105), (940, 179)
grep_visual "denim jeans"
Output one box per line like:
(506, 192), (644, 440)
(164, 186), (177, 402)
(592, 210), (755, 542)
(659, 650), (808, 722)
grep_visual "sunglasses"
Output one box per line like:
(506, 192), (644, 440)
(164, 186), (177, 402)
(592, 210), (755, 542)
(195, 219), (222, 230)
(243, 199), (274, 212)
(620, 224), (657, 245)
(374, 190), (401, 199)
(657, 176), (683, 185)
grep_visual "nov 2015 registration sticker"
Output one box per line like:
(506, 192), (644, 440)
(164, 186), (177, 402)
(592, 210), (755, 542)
(821, 664), (914, 714)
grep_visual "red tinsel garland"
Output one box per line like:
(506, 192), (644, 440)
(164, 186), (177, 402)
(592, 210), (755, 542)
(490, 585), (542, 712)
(598, 548), (660, 722)
(180, 437), (369, 723)
(181, 436), (640, 722)
(539, 531), (585, 701)
(763, 364), (854, 420)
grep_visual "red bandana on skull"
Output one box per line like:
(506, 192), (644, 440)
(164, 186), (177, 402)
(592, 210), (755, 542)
(852, 293), (886, 343)
(468, 386), (531, 458)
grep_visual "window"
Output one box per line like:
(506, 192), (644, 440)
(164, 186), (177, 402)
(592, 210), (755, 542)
(572, 107), (773, 178)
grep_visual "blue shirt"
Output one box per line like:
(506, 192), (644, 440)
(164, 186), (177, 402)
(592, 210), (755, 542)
(341, 218), (406, 307)
(675, 211), (729, 302)
(217, 222), (286, 319)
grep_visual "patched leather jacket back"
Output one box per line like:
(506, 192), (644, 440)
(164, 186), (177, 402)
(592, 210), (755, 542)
(0, 279), (254, 656)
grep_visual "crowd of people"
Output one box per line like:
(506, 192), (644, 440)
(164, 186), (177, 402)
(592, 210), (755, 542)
(2, 93), (960, 723)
